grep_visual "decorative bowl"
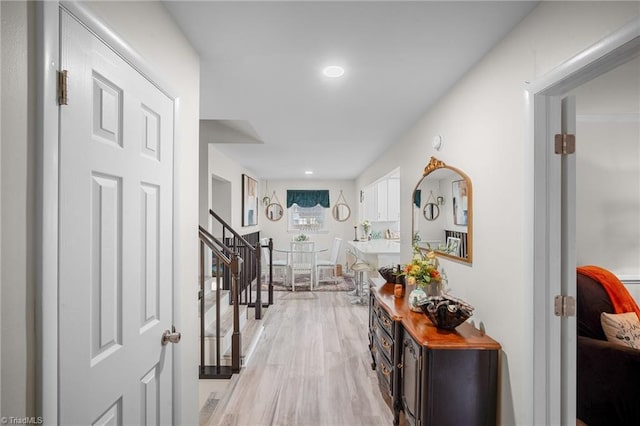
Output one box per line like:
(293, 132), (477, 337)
(378, 265), (404, 283)
(417, 295), (474, 330)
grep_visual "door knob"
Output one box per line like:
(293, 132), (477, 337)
(161, 326), (181, 345)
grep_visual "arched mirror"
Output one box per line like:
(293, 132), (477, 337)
(332, 190), (351, 222)
(265, 191), (284, 221)
(412, 156), (472, 263)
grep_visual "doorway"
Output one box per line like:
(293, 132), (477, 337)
(211, 175), (232, 237)
(529, 19), (640, 425)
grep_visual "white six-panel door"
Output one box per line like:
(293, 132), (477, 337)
(58, 9), (175, 425)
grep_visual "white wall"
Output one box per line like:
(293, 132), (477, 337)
(259, 180), (357, 267)
(574, 57), (640, 277)
(1, 1), (201, 424)
(207, 145), (262, 234)
(355, 2), (640, 424)
(1, 1), (37, 417)
(207, 144), (358, 266)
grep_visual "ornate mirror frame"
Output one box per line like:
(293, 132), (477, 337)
(412, 156), (473, 264)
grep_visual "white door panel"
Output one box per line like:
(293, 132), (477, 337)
(59, 9), (174, 425)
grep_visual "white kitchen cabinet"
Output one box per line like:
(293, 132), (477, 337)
(364, 176), (400, 222)
(376, 180), (388, 220)
(387, 177), (400, 221)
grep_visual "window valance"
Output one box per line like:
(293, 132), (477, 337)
(286, 190), (330, 208)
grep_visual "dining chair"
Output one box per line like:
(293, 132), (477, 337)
(261, 238), (287, 283)
(316, 237), (342, 286)
(289, 241), (316, 291)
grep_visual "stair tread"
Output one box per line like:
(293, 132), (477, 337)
(204, 303), (247, 338)
(202, 287), (229, 308)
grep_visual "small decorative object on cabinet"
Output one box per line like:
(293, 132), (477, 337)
(407, 286), (427, 312)
(417, 294), (474, 330)
(369, 283), (500, 426)
(378, 264), (404, 283)
(404, 247), (444, 303)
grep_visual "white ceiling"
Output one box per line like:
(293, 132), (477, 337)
(164, 1), (538, 180)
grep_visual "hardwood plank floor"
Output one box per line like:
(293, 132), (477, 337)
(208, 291), (394, 426)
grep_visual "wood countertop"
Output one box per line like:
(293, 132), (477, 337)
(372, 282), (501, 351)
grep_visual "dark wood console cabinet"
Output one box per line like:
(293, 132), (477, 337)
(369, 282), (501, 426)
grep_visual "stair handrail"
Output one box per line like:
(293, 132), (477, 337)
(209, 209), (266, 319)
(209, 209), (254, 248)
(199, 226), (232, 264)
(198, 225), (242, 376)
(199, 225), (234, 259)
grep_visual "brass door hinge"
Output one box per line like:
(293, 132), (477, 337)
(57, 70), (68, 105)
(554, 295), (576, 317)
(554, 134), (575, 155)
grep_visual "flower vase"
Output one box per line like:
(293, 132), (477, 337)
(408, 286), (427, 312)
(425, 280), (443, 298)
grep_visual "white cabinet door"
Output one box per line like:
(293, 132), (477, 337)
(364, 185), (377, 222)
(376, 180), (389, 220)
(387, 177), (400, 221)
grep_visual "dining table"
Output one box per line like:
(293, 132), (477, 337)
(273, 245), (328, 289)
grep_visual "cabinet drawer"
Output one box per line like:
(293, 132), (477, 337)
(374, 341), (394, 396)
(374, 322), (394, 362)
(376, 306), (394, 337)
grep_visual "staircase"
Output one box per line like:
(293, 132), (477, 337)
(198, 210), (276, 379)
(200, 277), (265, 373)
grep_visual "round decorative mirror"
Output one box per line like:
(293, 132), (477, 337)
(423, 203), (440, 221)
(264, 191), (284, 221)
(333, 203), (351, 222)
(332, 190), (351, 222)
(412, 156), (472, 264)
(265, 203), (283, 221)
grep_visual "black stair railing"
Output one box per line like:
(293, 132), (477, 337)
(198, 226), (242, 378)
(209, 209), (273, 316)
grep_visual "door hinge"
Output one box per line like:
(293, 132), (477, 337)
(554, 134), (575, 155)
(57, 70), (68, 105)
(554, 295), (576, 317)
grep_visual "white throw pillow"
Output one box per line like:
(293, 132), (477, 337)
(600, 312), (640, 349)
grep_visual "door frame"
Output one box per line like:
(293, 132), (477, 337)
(527, 17), (640, 424)
(37, 1), (182, 422)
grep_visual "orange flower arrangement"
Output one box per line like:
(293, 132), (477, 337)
(403, 249), (442, 287)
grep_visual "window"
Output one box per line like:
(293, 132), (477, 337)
(286, 190), (330, 233)
(288, 204), (327, 233)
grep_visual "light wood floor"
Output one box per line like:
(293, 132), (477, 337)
(207, 291), (394, 426)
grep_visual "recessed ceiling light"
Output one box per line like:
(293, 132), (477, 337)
(304, 170), (314, 175)
(322, 65), (345, 78)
